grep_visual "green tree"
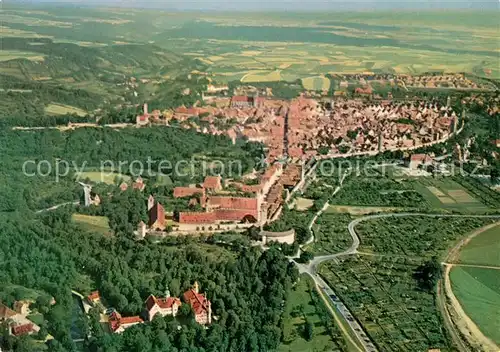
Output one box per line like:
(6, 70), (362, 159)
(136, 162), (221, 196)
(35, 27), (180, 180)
(304, 319), (313, 341)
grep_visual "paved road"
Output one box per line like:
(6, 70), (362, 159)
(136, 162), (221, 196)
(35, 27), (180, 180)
(35, 201), (79, 213)
(292, 170), (380, 351)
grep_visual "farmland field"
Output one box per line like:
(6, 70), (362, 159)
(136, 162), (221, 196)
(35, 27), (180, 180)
(457, 223), (500, 267)
(0, 6), (498, 91)
(301, 75), (331, 91)
(449, 266), (500, 344)
(45, 103), (88, 117)
(412, 177), (490, 212)
(0, 50), (45, 62)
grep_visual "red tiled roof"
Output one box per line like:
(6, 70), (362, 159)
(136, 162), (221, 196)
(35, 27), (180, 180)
(179, 212), (216, 224)
(146, 295), (181, 311)
(214, 209), (257, 222)
(12, 324), (34, 336)
(119, 182), (128, 191)
(109, 311), (143, 332)
(132, 177), (145, 191)
(175, 106), (189, 114)
(203, 176), (222, 190)
(149, 202), (165, 227)
(288, 147), (304, 158)
(231, 96), (250, 103)
(410, 154), (433, 163)
(87, 291), (100, 301)
(183, 289), (210, 316)
(209, 196), (258, 211)
(176, 107), (200, 116)
(355, 87), (373, 94)
(174, 187), (204, 198)
(119, 316), (143, 326)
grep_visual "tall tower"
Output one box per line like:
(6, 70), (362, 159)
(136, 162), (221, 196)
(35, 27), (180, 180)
(143, 103), (148, 115)
(446, 96), (451, 108)
(148, 195), (155, 211)
(378, 132), (383, 152)
(254, 90), (259, 108)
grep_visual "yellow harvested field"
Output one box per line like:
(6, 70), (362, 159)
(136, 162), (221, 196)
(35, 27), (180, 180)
(53, 39), (107, 47)
(0, 50), (45, 62)
(0, 26), (52, 38)
(241, 70), (281, 82)
(81, 18), (133, 24)
(448, 190), (477, 203)
(45, 103), (87, 117)
(301, 75), (331, 91)
(240, 51), (262, 56)
(427, 186), (446, 197)
(208, 56), (225, 61)
(196, 57), (214, 65)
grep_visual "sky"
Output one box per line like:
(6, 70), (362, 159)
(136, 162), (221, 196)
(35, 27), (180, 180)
(12, 0), (500, 11)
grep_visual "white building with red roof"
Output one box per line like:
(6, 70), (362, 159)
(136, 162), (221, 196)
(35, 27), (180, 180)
(136, 103), (149, 126)
(183, 282), (211, 325)
(109, 312), (143, 334)
(145, 295), (181, 321)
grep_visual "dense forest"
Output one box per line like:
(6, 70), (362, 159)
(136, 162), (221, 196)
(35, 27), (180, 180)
(0, 121), (288, 352)
(0, 127), (263, 212)
(0, 209), (298, 352)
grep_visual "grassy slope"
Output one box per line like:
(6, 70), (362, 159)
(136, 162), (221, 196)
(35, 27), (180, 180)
(72, 214), (111, 236)
(450, 266), (500, 344)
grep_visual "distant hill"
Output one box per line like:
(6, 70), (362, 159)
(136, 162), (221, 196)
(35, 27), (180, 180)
(0, 37), (186, 82)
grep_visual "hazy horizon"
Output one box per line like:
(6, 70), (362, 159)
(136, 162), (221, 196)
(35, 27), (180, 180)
(8, 0), (500, 11)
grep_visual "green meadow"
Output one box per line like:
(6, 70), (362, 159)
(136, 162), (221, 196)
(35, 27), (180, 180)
(458, 224), (500, 267)
(450, 266), (500, 344)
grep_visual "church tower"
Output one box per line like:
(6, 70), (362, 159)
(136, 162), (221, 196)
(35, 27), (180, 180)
(148, 195), (155, 211)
